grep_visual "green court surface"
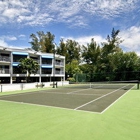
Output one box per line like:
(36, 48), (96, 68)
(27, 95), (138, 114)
(0, 84), (140, 140)
(0, 84), (134, 113)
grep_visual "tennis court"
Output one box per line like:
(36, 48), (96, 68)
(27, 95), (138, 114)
(0, 82), (137, 113)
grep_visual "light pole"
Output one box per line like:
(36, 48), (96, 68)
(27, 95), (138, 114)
(52, 43), (56, 88)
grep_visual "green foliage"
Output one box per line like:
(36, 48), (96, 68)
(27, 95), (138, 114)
(18, 58), (39, 82)
(57, 39), (67, 56)
(29, 31), (55, 53)
(56, 39), (81, 64)
(82, 38), (101, 65)
(67, 77), (76, 82)
(29, 29), (140, 82)
(80, 28), (140, 81)
(65, 60), (82, 79)
(74, 73), (88, 82)
(65, 39), (81, 64)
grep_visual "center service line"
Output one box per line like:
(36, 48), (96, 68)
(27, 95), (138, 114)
(74, 85), (129, 110)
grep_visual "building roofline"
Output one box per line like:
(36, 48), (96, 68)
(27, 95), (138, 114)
(0, 46), (65, 58)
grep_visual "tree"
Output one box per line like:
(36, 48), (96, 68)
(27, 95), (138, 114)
(56, 39), (67, 56)
(29, 33), (40, 51)
(112, 51), (140, 80)
(82, 38), (101, 81)
(65, 39), (81, 64)
(102, 28), (123, 55)
(56, 39), (82, 80)
(28, 29), (140, 82)
(79, 64), (95, 82)
(65, 60), (82, 81)
(99, 28), (123, 73)
(82, 38), (101, 65)
(29, 31), (55, 53)
(18, 58), (39, 82)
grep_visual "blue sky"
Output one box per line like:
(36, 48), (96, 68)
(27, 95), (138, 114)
(0, 0), (140, 55)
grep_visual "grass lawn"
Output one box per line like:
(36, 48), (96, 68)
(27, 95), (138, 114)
(0, 88), (140, 140)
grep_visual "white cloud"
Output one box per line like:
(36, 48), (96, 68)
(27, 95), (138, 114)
(0, 39), (9, 47)
(3, 8), (20, 19)
(0, 38), (28, 49)
(0, 35), (17, 49)
(0, 0), (139, 27)
(83, 0), (138, 18)
(62, 26), (140, 56)
(19, 34), (25, 38)
(18, 34), (26, 40)
(0, 35), (17, 41)
(62, 35), (106, 46)
(120, 26), (140, 55)
(0, 0), (30, 19)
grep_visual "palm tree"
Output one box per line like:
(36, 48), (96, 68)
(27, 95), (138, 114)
(18, 58), (39, 82)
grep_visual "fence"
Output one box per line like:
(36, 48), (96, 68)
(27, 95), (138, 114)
(74, 71), (140, 82)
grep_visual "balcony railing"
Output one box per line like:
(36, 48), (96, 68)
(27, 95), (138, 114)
(55, 70), (64, 75)
(55, 61), (64, 66)
(41, 70), (52, 74)
(42, 62), (52, 65)
(0, 69), (64, 75)
(0, 69), (10, 74)
(13, 71), (26, 74)
(13, 56), (27, 62)
(0, 56), (10, 62)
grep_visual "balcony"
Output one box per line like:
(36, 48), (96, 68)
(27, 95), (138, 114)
(42, 69), (52, 74)
(0, 68), (10, 74)
(42, 63), (52, 65)
(55, 61), (64, 66)
(13, 55), (27, 62)
(55, 70), (64, 75)
(0, 56), (10, 62)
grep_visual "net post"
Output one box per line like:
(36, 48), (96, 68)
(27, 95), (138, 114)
(0, 85), (2, 92)
(56, 82), (58, 88)
(137, 81), (139, 89)
(90, 83), (91, 88)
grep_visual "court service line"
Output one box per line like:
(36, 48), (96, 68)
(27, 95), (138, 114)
(0, 90), (65, 98)
(67, 88), (91, 94)
(74, 85), (129, 110)
(0, 92), (37, 98)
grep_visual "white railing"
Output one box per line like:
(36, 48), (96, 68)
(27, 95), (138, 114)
(0, 69), (10, 74)
(55, 61), (64, 66)
(55, 70), (64, 75)
(0, 56), (10, 62)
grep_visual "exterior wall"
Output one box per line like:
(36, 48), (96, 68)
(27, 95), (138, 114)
(0, 81), (69, 92)
(0, 46), (65, 84)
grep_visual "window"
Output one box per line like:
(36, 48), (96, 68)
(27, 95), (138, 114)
(13, 55), (27, 62)
(42, 58), (52, 65)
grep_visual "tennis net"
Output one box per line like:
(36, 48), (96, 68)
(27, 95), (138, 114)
(67, 80), (139, 90)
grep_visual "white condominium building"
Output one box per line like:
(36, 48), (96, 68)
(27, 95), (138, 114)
(0, 46), (65, 84)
